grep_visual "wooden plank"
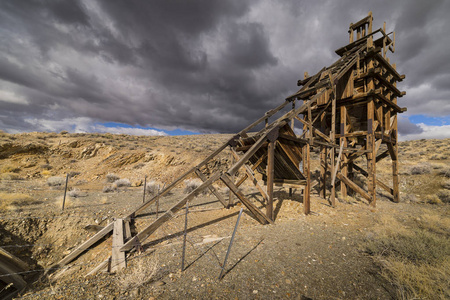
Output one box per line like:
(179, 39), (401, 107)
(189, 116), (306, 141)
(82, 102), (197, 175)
(121, 171), (223, 252)
(230, 149), (269, 203)
(195, 169), (228, 207)
(330, 88), (336, 207)
(303, 144), (311, 214)
(335, 171), (371, 202)
(85, 256), (110, 277)
(53, 222), (114, 269)
(266, 141), (275, 221)
(331, 141), (345, 187)
(353, 163), (394, 195)
(340, 105), (348, 198)
(367, 99), (376, 206)
(124, 220), (132, 240)
(228, 130), (272, 176)
(220, 174), (273, 225)
(111, 219), (126, 272)
(238, 100), (290, 136)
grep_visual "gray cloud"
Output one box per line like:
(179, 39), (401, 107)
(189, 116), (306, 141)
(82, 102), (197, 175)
(0, 0), (449, 136)
(398, 116), (424, 135)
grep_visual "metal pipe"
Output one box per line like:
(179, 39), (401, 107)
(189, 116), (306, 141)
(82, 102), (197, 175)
(219, 207), (244, 280)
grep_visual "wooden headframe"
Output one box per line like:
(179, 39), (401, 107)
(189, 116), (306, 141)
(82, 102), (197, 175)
(53, 12), (406, 274)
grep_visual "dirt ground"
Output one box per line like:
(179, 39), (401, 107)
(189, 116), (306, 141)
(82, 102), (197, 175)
(0, 132), (449, 299)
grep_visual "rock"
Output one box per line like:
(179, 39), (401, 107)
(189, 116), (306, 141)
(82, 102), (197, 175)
(154, 281), (165, 286)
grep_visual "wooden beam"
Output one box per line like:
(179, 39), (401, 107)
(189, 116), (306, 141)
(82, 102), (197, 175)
(238, 101), (289, 136)
(352, 164), (394, 195)
(266, 140), (275, 221)
(127, 140), (229, 219)
(228, 130), (273, 176)
(195, 169), (228, 207)
(111, 219), (126, 272)
(220, 174), (273, 225)
(230, 149), (269, 203)
(335, 171), (371, 202)
(303, 143), (311, 214)
(121, 171), (223, 252)
(53, 222), (114, 269)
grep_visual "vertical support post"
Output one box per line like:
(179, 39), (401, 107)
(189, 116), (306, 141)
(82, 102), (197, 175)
(392, 63), (399, 203)
(392, 141), (399, 203)
(142, 175), (147, 203)
(349, 23), (354, 43)
(229, 150), (235, 207)
(219, 207), (243, 280)
(62, 173), (69, 210)
(291, 101), (295, 130)
(330, 88), (336, 207)
(302, 143), (311, 215)
(181, 201), (189, 271)
(340, 106), (348, 198)
(319, 112), (327, 198)
(367, 100), (376, 206)
(266, 140), (275, 221)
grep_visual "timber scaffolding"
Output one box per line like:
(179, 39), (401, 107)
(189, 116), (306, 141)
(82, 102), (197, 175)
(51, 12), (406, 274)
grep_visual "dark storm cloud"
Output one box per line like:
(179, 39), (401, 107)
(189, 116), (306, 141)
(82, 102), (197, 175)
(398, 117), (424, 135)
(0, 0), (449, 136)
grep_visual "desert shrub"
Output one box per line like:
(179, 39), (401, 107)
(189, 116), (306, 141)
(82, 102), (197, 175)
(0, 173), (22, 180)
(437, 168), (450, 178)
(106, 173), (120, 183)
(68, 188), (84, 198)
(47, 176), (65, 186)
(103, 185), (116, 193)
(0, 192), (34, 211)
(113, 178), (131, 188)
(410, 163), (431, 175)
(183, 179), (207, 195)
(134, 163), (145, 169)
(437, 190), (450, 203)
(145, 181), (160, 196)
(60, 130), (69, 135)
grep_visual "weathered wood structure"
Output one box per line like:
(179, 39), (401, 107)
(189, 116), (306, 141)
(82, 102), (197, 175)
(52, 12), (406, 275)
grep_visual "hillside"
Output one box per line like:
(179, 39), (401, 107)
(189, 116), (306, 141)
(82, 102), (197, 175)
(0, 131), (449, 299)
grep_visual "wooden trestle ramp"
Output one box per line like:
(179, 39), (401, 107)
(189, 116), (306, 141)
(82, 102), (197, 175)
(49, 12), (406, 276)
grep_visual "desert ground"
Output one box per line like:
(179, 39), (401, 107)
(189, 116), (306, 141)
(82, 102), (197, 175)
(0, 131), (449, 299)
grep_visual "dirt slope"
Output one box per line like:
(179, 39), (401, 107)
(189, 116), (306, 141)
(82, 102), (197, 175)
(0, 131), (449, 299)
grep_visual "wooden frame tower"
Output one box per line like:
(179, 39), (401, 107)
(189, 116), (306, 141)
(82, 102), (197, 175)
(52, 13), (406, 274)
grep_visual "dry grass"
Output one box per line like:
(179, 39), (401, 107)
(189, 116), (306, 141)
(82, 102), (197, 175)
(0, 172), (22, 180)
(0, 192), (34, 211)
(365, 210), (450, 299)
(116, 253), (158, 290)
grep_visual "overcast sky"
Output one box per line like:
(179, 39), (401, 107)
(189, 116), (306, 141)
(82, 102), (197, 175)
(0, 0), (449, 140)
